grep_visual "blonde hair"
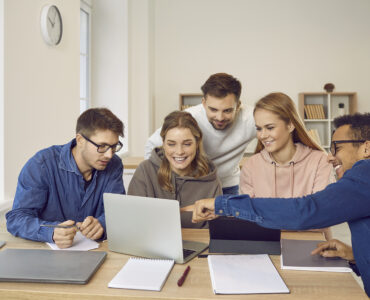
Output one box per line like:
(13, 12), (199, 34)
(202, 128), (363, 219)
(158, 111), (211, 192)
(254, 92), (323, 153)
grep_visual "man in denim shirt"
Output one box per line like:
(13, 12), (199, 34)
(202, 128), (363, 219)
(191, 113), (370, 297)
(6, 108), (125, 248)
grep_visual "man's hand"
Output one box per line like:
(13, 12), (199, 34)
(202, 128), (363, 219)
(191, 198), (217, 223)
(311, 239), (355, 262)
(76, 216), (104, 240)
(52, 220), (77, 249)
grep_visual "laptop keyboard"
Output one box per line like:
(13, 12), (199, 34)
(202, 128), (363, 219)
(183, 248), (196, 258)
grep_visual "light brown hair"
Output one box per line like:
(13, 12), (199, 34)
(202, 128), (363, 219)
(254, 93), (323, 153)
(158, 111), (210, 192)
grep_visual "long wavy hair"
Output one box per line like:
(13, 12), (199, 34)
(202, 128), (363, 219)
(158, 111), (210, 192)
(254, 92), (323, 153)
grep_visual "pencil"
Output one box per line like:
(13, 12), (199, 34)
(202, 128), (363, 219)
(40, 224), (78, 229)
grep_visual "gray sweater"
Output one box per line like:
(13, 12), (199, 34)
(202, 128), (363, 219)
(128, 148), (222, 228)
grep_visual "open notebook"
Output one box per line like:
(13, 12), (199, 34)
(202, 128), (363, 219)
(208, 254), (289, 294)
(108, 257), (174, 291)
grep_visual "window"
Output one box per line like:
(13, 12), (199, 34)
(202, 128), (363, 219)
(80, 2), (91, 113)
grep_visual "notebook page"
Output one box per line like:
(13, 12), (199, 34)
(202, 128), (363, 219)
(108, 257), (174, 291)
(46, 231), (99, 251)
(208, 254), (289, 294)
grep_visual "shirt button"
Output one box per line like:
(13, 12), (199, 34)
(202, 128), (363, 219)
(235, 211), (240, 217)
(219, 209), (223, 214)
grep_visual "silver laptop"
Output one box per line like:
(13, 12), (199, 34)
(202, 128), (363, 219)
(0, 249), (106, 284)
(103, 193), (208, 264)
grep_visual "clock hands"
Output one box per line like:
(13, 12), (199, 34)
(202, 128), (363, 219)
(48, 16), (55, 27)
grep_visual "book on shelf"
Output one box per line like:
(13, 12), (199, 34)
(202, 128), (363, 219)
(181, 105), (193, 110)
(304, 104), (325, 119)
(307, 129), (322, 146)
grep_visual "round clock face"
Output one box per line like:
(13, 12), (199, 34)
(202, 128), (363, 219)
(41, 5), (63, 46)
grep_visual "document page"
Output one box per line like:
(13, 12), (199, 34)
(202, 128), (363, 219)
(47, 231), (99, 251)
(208, 254), (289, 294)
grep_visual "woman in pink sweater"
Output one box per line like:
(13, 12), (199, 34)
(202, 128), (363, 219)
(240, 92), (334, 240)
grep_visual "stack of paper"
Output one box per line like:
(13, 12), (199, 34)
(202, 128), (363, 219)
(108, 257), (174, 291)
(208, 254), (289, 294)
(281, 239), (352, 272)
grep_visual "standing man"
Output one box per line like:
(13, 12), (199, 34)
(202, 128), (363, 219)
(6, 108), (125, 248)
(191, 113), (370, 297)
(145, 73), (256, 194)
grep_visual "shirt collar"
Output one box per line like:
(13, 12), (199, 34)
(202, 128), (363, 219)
(58, 139), (81, 175)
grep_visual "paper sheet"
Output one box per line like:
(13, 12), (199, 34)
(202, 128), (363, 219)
(47, 231), (99, 251)
(208, 254), (289, 294)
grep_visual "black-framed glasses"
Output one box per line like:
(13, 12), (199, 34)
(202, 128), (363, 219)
(330, 140), (365, 156)
(81, 134), (123, 153)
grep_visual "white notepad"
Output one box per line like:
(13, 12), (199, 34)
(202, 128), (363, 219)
(208, 254), (289, 294)
(108, 257), (174, 291)
(46, 232), (99, 251)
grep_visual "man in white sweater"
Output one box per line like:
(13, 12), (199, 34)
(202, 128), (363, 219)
(144, 73), (256, 194)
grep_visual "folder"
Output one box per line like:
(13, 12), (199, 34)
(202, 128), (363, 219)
(281, 239), (352, 272)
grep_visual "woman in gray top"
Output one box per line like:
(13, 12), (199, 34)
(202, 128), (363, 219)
(128, 111), (222, 228)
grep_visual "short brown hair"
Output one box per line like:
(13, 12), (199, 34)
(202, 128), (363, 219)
(76, 108), (124, 138)
(158, 111), (211, 192)
(201, 73), (242, 101)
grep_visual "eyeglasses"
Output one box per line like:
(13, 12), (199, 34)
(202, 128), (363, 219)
(81, 134), (123, 153)
(330, 140), (365, 156)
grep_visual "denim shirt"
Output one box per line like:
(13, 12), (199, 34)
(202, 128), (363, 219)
(6, 139), (125, 243)
(215, 159), (370, 297)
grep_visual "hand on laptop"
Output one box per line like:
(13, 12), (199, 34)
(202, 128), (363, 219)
(189, 198), (217, 223)
(76, 216), (104, 240)
(52, 220), (78, 249)
(311, 239), (355, 262)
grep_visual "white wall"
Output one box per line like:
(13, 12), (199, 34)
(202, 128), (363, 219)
(127, 0), (155, 156)
(3, 0), (80, 207)
(91, 0), (129, 153)
(0, 0), (4, 209)
(125, 0), (370, 156)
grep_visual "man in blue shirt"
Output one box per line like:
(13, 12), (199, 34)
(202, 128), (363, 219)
(6, 108), (125, 248)
(190, 113), (370, 297)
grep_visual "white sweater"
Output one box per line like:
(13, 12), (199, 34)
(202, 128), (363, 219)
(144, 104), (256, 188)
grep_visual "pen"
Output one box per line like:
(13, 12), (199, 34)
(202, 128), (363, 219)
(40, 224), (78, 229)
(177, 266), (190, 287)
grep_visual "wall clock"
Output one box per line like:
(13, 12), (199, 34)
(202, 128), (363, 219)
(40, 4), (63, 46)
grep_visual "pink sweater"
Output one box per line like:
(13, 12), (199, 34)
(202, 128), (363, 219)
(240, 143), (335, 198)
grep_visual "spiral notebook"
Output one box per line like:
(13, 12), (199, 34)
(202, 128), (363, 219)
(108, 257), (174, 291)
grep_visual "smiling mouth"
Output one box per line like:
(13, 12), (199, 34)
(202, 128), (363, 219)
(334, 164), (344, 178)
(173, 157), (187, 163)
(263, 140), (274, 146)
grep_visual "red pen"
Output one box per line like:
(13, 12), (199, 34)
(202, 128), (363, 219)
(177, 266), (190, 286)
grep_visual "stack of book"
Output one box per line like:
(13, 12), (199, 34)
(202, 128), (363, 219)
(304, 104), (326, 119)
(307, 129), (321, 145)
(181, 105), (193, 111)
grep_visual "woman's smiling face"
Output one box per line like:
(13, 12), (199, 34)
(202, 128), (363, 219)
(163, 127), (197, 176)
